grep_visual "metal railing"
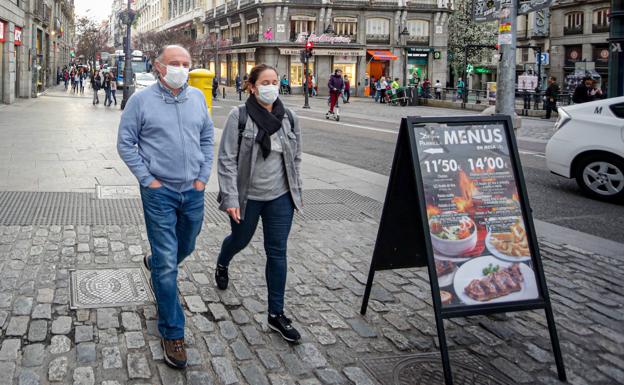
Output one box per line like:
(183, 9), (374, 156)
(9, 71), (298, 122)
(592, 24), (610, 33)
(564, 25), (584, 35)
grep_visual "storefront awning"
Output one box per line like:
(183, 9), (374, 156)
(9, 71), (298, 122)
(368, 50), (398, 61)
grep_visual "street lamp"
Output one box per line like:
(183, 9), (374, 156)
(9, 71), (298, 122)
(399, 27), (409, 87)
(119, 0), (136, 110)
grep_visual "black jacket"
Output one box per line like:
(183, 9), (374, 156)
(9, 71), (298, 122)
(544, 83), (560, 101)
(572, 84), (593, 104)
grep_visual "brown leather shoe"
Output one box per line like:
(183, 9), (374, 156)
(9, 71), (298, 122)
(161, 338), (187, 369)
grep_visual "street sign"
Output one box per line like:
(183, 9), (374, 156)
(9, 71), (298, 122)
(360, 115), (567, 385)
(433, 51), (442, 60)
(466, 64), (474, 74)
(518, 0), (553, 15)
(536, 52), (549, 65)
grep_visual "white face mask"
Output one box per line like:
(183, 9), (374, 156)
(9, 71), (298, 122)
(256, 85), (279, 105)
(162, 64), (189, 89)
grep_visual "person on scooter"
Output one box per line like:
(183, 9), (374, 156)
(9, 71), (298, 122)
(327, 69), (344, 117)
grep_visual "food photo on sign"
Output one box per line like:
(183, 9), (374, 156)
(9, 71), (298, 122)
(414, 122), (540, 308)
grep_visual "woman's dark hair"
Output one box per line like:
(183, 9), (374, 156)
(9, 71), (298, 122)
(243, 64), (278, 92)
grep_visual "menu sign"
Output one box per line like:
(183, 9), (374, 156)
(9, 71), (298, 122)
(414, 121), (541, 309)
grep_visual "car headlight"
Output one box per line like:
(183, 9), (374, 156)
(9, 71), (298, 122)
(554, 109), (571, 131)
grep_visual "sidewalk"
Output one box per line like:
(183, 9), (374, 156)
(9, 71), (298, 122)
(0, 86), (622, 385)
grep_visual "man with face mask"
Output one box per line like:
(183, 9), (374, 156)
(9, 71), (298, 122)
(117, 45), (214, 369)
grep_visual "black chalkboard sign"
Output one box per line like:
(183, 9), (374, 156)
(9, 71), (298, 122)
(361, 116), (566, 385)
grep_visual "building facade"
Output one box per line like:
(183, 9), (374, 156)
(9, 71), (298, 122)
(134, 0), (164, 34)
(203, 0), (452, 96)
(159, 0), (206, 38)
(1, 0), (74, 104)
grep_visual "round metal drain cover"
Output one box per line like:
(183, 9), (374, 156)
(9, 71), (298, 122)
(394, 357), (512, 385)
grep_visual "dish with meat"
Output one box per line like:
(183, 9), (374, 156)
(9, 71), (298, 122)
(452, 255), (539, 305)
(435, 260), (457, 287)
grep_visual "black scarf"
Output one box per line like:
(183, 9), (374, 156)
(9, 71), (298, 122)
(246, 94), (285, 158)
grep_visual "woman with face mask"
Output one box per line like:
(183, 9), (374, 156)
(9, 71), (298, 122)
(216, 64), (303, 343)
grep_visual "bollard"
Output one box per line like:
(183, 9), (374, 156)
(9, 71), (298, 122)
(188, 69), (215, 116)
(223, 87), (226, 99)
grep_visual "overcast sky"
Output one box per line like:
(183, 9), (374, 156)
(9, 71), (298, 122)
(74, 0), (114, 22)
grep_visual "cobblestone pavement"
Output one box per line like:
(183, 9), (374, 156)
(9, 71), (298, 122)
(0, 217), (622, 385)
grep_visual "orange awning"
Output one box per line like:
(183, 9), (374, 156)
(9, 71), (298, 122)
(368, 50), (398, 61)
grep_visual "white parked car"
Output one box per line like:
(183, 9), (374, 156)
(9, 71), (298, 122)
(135, 72), (157, 89)
(546, 96), (624, 202)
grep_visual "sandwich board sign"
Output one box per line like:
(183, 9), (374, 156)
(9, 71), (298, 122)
(360, 115), (566, 385)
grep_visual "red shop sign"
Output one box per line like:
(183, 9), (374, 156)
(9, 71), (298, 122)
(0, 20), (6, 43)
(14, 26), (22, 46)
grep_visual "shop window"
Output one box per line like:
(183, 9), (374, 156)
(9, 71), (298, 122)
(333, 62), (356, 84)
(564, 12), (584, 35)
(593, 8), (610, 33)
(366, 18), (390, 43)
(290, 63), (303, 86)
(564, 45), (583, 67)
(290, 18), (316, 41)
(406, 20), (429, 44)
(333, 18), (357, 42)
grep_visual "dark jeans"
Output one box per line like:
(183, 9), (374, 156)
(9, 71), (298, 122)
(141, 185), (205, 339)
(545, 100), (557, 119)
(104, 89), (111, 106)
(217, 193), (294, 314)
(380, 89), (386, 103)
(111, 90), (117, 105)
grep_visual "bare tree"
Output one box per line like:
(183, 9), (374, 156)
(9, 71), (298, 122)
(75, 17), (112, 68)
(133, 30), (194, 62)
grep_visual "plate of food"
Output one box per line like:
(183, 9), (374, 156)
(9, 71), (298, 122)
(453, 255), (538, 305)
(435, 260), (457, 287)
(429, 215), (478, 257)
(485, 220), (531, 262)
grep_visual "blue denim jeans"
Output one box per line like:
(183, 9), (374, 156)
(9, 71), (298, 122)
(141, 185), (205, 339)
(217, 193), (294, 314)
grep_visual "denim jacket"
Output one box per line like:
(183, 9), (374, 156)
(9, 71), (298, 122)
(217, 105), (303, 218)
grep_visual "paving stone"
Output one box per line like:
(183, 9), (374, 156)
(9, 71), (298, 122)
(209, 303), (229, 321)
(185, 295), (208, 313)
(127, 353), (151, 379)
(219, 320), (239, 340)
(101, 382), (122, 385)
(28, 320), (48, 342)
(242, 298), (265, 314)
(48, 356), (68, 382)
(121, 312), (142, 330)
(76, 342), (96, 363)
(241, 325), (265, 345)
(346, 318), (377, 338)
(6, 316), (29, 336)
(17, 369), (40, 385)
(102, 346), (122, 369)
(51, 316), (72, 334)
(315, 368), (348, 385)
(232, 308), (251, 325)
(0, 293), (12, 308)
(49, 335), (71, 354)
(22, 343), (45, 367)
(295, 343), (328, 368)
(257, 348), (281, 370)
(187, 347), (203, 366)
(0, 339), (21, 361)
(211, 356), (239, 385)
(279, 352), (310, 377)
(31, 303), (52, 319)
(157, 363), (184, 385)
(240, 363), (270, 385)
(343, 367), (374, 385)
(73, 367), (95, 385)
(491, 357), (534, 383)
(74, 325), (93, 343)
(125, 331), (146, 349)
(13, 297), (33, 315)
(187, 371), (213, 385)
(128, 245), (143, 255)
(149, 339), (164, 360)
(0, 362), (16, 385)
(268, 374), (295, 385)
(204, 335), (226, 356)
(0, 311), (8, 328)
(97, 308), (119, 329)
(297, 379), (322, 385)
(76, 309), (90, 322)
(320, 313), (349, 329)
(93, 238), (108, 249)
(308, 326), (337, 345)
(193, 314), (215, 332)
(98, 328), (119, 345)
(231, 339), (254, 361)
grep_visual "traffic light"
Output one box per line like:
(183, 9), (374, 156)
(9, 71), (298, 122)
(305, 41), (314, 59)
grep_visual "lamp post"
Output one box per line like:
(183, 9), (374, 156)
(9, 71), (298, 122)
(399, 26), (409, 87)
(608, 1), (624, 97)
(120, 0), (136, 110)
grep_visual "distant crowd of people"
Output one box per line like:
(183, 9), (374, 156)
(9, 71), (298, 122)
(57, 65), (118, 107)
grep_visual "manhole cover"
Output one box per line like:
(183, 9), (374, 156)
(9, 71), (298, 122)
(362, 350), (515, 385)
(97, 185), (141, 199)
(70, 268), (154, 309)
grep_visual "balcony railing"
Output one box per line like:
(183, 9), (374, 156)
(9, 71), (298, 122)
(232, 36), (241, 44)
(248, 34), (258, 42)
(564, 25), (583, 35)
(407, 35), (429, 45)
(366, 34), (390, 44)
(592, 24), (610, 34)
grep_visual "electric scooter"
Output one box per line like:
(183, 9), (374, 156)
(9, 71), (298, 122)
(326, 92), (341, 121)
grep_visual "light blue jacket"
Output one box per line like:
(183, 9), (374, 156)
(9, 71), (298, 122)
(117, 82), (214, 188)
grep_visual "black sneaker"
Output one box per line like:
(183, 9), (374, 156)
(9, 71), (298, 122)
(215, 265), (229, 290)
(268, 313), (301, 343)
(143, 255), (151, 271)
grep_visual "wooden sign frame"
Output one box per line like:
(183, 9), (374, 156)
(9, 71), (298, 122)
(361, 115), (566, 385)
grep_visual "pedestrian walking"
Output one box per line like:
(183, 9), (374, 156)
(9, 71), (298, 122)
(543, 76), (560, 119)
(456, 78), (465, 102)
(110, 76), (117, 106)
(80, 69), (85, 94)
(63, 70), (69, 91)
(103, 73), (112, 107)
(380, 76), (388, 103)
(434, 79), (442, 99)
(343, 75), (351, 103)
(327, 69), (345, 115)
(215, 63), (302, 343)
(91, 71), (101, 105)
(374, 77), (382, 102)
(212, 76), (219, 99)
(117, 45), (214, 369)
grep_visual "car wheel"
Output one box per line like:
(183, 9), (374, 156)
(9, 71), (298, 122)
(574, 154), (624, 202)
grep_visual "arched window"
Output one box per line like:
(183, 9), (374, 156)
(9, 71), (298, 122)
(564, 12), (584, 35)
(593, 8), (610, 33)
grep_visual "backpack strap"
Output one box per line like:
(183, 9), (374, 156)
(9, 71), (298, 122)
(285, 108), (295, 132)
